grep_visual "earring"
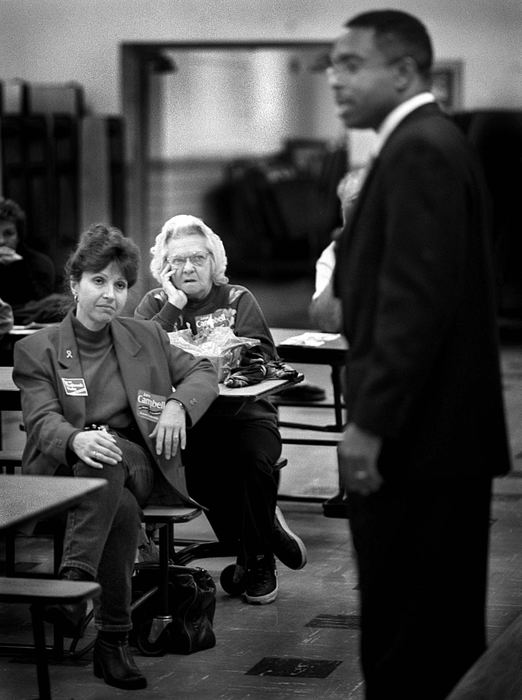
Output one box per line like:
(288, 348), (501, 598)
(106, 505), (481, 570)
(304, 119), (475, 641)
(73, 292), (78, 302)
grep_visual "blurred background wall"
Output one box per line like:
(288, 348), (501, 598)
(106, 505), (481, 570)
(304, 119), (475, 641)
(2, 0), (521, 114)
(1, 0), (521, 320)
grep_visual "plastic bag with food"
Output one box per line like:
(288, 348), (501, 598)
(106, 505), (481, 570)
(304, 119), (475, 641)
(168, 326), (260, 381)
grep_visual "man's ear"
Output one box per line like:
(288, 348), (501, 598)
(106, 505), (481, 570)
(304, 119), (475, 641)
(394, 55), (418, 92)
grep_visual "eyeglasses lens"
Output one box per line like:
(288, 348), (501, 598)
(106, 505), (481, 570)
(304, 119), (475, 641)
(169, 253), (209, 268)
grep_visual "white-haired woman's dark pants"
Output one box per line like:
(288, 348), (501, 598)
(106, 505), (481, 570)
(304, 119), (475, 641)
(183, 416), (281, 558)
(60, 435), (155, 632)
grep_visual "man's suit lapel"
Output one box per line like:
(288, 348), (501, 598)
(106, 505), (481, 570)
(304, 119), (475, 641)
(341, 102), (442, 249)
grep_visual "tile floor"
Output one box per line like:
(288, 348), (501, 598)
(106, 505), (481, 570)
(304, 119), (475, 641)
(1, 349), (521, 699)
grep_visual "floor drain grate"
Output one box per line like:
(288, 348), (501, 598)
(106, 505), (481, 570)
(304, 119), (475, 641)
(246, 656), (342, 678)
(306, 613), (360, 630)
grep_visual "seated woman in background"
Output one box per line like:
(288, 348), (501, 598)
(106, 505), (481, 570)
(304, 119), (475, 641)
(0, 197), (56, 322)
(135, 214), (307, 605)
(0, 297), (14, 364)
(309, 166), (367, 334)
(0, 297), (14, 337)
(13, 224), (219, 691)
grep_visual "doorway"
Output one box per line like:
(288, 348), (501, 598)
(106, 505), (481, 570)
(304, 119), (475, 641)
(121, 41), (347, 295)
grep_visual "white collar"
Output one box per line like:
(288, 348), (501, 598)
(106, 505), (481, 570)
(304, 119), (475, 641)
(372, 92), (435, 157)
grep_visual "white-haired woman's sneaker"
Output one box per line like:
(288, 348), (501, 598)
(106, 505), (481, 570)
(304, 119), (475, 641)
(244, 555), (278, 605)
(271, 506), (307, 570)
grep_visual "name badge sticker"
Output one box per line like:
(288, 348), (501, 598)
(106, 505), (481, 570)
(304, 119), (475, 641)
(61, 377), (88, 396)
(137, 389), (166, 423)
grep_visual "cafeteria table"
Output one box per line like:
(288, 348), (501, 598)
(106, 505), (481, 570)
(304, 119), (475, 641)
(0, 364), (301, 446)
(0, 474), (105, 700)
(271, 327), (348, 433)
(0, 474), (105, 534)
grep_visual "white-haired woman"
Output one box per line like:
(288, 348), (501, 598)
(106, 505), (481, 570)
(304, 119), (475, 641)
(135, 214), (307, 605)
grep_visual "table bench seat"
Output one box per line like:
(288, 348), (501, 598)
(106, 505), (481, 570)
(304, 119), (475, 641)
(142, 504), (202, 524)
(0, 577), (100, 605)
(280, 427), (343, 446)
(0, 449), (22, 473)
(0, 577), (101, 700)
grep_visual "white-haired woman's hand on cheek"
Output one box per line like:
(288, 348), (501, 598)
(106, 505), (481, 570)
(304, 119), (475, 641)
(160, 263), (188, 309)
(149, 399), (186, 460)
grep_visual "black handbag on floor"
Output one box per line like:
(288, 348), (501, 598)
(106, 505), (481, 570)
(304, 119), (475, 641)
(130, 563), (217, 655)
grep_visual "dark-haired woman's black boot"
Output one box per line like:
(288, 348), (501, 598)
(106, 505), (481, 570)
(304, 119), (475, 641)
(93, 633), (147, 690)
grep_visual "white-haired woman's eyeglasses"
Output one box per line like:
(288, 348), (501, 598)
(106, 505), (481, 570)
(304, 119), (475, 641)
(167, 252), (211, 269)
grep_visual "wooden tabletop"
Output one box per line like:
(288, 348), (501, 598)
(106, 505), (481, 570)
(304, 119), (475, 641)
(0, 366), (298, 407)
(218, 376), (299, 400)
(0, 474), (106, 532)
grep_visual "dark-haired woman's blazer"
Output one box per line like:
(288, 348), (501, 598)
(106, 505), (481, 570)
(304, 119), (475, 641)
(13, 310), (219, 505)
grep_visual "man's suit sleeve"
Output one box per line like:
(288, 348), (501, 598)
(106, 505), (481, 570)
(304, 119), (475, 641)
(352, 137), (468, 437)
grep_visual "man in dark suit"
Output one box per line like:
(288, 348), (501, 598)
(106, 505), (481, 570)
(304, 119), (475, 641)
(331, 10), (511, 700)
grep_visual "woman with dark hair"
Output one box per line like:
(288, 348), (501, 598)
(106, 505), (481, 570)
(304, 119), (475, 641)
(135, 214), (307, 606)
(13, 223), (219, 691)
(0, 197), (56, 321)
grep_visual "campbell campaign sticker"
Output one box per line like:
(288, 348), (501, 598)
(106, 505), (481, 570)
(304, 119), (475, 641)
(137, 390), (166, 422)
(61, 377), (88, 396)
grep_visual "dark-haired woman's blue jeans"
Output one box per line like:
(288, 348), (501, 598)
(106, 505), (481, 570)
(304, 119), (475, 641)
(60, 435), (155, 632)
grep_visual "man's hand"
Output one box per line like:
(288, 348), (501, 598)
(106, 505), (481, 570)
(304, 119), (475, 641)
(337, 423), (383, 495)
(149, 399), (186, 459)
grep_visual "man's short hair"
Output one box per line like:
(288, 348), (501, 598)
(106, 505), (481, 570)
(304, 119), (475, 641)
(345, 9), (433, 80)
